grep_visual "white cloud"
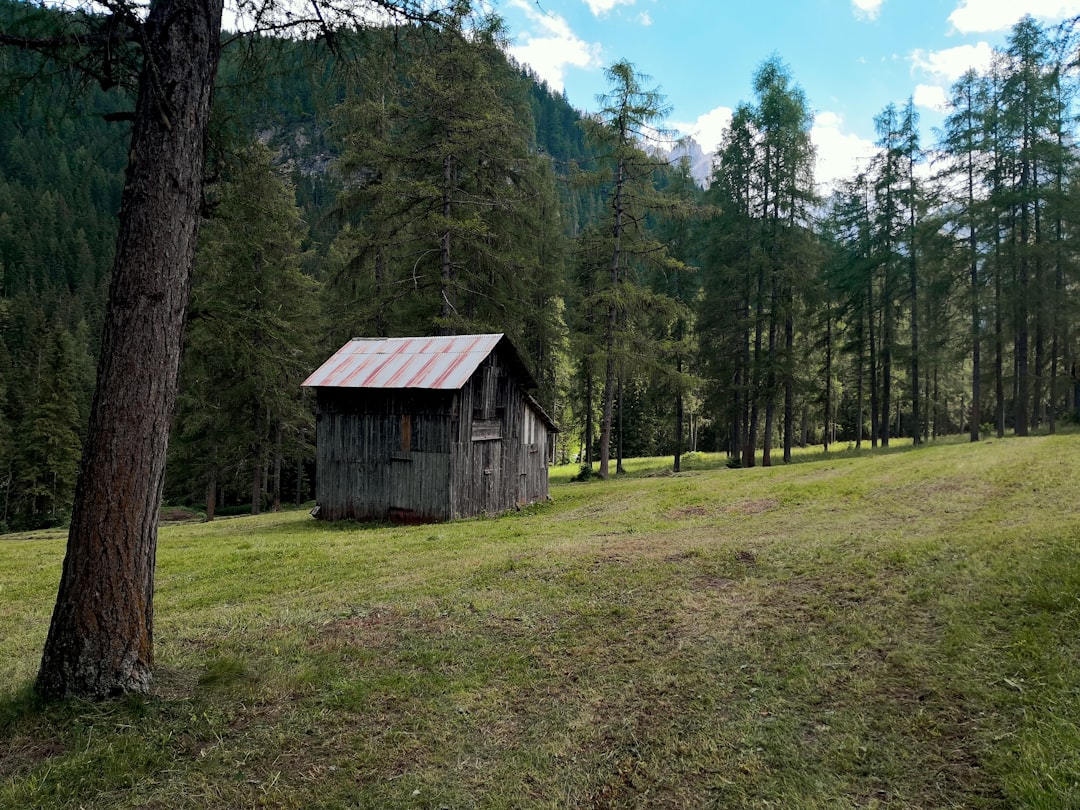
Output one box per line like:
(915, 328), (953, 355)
(585, 0), (635, 16)
(669, 105), (734, 154)
(852, 0), (884, 21)
(910, 43), (995, 84)
(671, 108), (878, 189)
(913, 84), (949, 112)
(637, 11), (653, 25)
(812, 111), (878, 190)
(948, 0), (1080, 34)
(506, 0), (603, 92)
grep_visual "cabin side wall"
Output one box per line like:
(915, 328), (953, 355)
(519, 405), (552, 507)
(450, 353), (550, 519)
(315, 388), (455, 522)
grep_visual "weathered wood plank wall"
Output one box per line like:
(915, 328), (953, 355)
(450, 351), (549, 518)
(314, 346), (551, 523)
(315, 389), (454, 521)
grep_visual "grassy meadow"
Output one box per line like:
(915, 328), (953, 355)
(3, 435), (1080, 808)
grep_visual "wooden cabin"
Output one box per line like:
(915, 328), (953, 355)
(302, 334), (557, 523)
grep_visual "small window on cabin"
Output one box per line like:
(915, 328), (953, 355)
(400, 414), (412, 452)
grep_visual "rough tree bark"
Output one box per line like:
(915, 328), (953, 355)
(35, 0), (223, 700)
(598, 154), (624, 480)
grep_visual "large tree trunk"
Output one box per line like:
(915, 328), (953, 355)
(782, 296), (793, 463)
(35, 0), (222, 700)
(909, 215), (920, 446)
(205, 470), (217, 522)
(994, 235), (1005, 437)
(824, 311), (833, 453)
(762, 273), (778, 467)
(673, 353), (683, 473)
(599, 338), (615, 478)
(970, 244), (981, 441)
(584, 362), (594, 469)
(967, 146), (981, 443)
(251, 403), (264, 516)
(745, 263), (766, 468)
(735, 276), (750, 463)
(615, 375), (624, 475)
(272, 421), (283, 512)
(598, 155), (624, 480)
(881, 282), (893, 447)
(868, 278), (879, 448)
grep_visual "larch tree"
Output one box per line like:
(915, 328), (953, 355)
(699, 57), (815, 466)
(821, 170), (888, 448)
(0, 0), (439, 700)
(869, 102), (909, 446)
(940, 69), (990, 442)
(577, 59), (685, 479)
(749, 56), (816, 465)
(998, 16), (1056, 436)
(17, 325), (84, 522)
(702, 102), (760, 465)
(894, 99), (924, 445)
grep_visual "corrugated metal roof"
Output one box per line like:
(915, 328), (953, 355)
(302, 334), (506, 391)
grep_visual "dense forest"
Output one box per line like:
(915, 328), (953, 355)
(0, 3), (1078, 530)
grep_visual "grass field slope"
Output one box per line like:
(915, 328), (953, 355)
(3, 435), (1080, 808)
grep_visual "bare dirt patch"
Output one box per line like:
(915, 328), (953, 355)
(735, 549), (757, 566)
(310, 607), (402, 650)
(0, 739), (68, 779)
(726, 499), (779, 515)
(693, 575), (735, 590)
(666, 505), (709, 519)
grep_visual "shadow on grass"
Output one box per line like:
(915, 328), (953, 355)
(0, 683), (162, 733)
(0, 683), (43, 732)
(552, 430), (1052, 483)
(196, 495), (565, 538)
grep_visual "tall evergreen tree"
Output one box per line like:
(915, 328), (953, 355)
(699, 57), (815, 466)
(576, 60), (687, 479)
(15, 324), (84, 524)
(171, 143), (318, 517)
(329, 8), (563, 367)
(1, 0), (438, 699)
(999, 16), (1057, 435)
(940, 69), (990, 441)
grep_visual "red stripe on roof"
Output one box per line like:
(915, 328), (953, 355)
(430, 352), (470, 389)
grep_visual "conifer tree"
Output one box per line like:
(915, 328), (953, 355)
(16, 325), (83, 524)
(699, 57), (815, 465)
(329, 6), (564, 368)
(2, 0), (437, 700)
(172, 143), (318, 517)
(940, 69), (990, 441)
(576, 60), (688, 479)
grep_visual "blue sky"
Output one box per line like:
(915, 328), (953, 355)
(498, 0), (1080, 187)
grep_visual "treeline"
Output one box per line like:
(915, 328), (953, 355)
(700, 15), (1080, 467)
(2, 3), (1078, 529)
(0, 1), (614, 527)
(0, 37), (126, 529)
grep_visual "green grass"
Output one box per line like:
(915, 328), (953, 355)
(4, 434), (1080, 807)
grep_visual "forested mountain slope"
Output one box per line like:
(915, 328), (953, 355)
(0, 5), (610, 528)
(3, 4), (1079, 531)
